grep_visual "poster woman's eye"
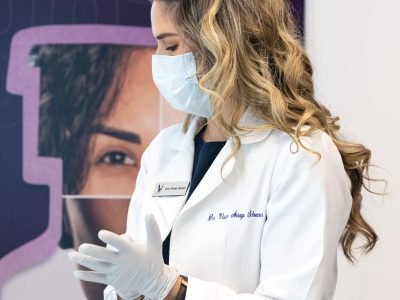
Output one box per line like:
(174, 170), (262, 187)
(97, 151), (136, 166)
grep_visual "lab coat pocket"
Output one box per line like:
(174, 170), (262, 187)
(222, 209), (267, 291)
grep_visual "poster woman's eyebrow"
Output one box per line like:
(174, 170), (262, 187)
(91, 124), (141, 144)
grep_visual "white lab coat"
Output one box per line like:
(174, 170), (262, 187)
(104, 108), (352, 300)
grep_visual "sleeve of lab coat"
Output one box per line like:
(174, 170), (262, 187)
(104, 284), (151, 300)
(103, 285), (118, 300)
(184, 133), (353, 300)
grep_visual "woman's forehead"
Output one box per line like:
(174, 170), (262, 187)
(150, 1), (179, 37)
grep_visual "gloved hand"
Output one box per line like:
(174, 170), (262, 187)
(68, 214), (180, 300)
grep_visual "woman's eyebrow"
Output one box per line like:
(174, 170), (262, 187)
(91, 124), (141, 144)
(155, 32), (178, 40)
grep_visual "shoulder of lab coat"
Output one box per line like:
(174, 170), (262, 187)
(183, 128), (353, 300)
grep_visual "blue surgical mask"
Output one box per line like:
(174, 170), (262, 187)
(152, 52), (213, 118)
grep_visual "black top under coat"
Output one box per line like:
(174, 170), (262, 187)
(162, 125), (227, 265)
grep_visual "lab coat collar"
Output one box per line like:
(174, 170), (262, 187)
(146, 107), (274, 239)
(168, 107), (274, 150)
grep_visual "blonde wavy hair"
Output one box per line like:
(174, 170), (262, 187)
(151, 0), (388, 262)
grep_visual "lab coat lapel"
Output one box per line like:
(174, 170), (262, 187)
(144, 116), (201, 241)
(179, 108), (274, 215)
(180, 138), (236, 214)
(145, 108), (273, 240)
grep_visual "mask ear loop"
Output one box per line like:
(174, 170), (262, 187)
(182, 51), (198, 80)
(183, 52), (212, 131)
(194, 63), (211, 137)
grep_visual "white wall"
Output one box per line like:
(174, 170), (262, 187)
(305, 1), (400, 299)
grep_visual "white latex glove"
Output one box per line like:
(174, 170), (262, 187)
(68, 214), (180, 300)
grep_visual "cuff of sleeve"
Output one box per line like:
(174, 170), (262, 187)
(104, 285), (118, 300)
(184, 276), (224, 299)
(184, 276), (264, 300)
(103, 285), (143, 300)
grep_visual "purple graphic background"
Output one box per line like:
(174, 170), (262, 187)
(0, 0), (303, 291)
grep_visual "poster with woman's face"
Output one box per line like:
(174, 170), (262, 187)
(30, 43), (184, 299)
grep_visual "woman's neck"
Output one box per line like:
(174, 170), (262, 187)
(202, 102), (232, 142)
(202, 121), (228, 142)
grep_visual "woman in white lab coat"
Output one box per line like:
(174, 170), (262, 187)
(68, 0), (380, 299)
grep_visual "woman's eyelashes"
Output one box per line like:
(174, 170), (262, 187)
(96, 150), (137, 167)
(166, 44), (178, 51)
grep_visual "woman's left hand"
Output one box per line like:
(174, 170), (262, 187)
(68, 214), (180, 299)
